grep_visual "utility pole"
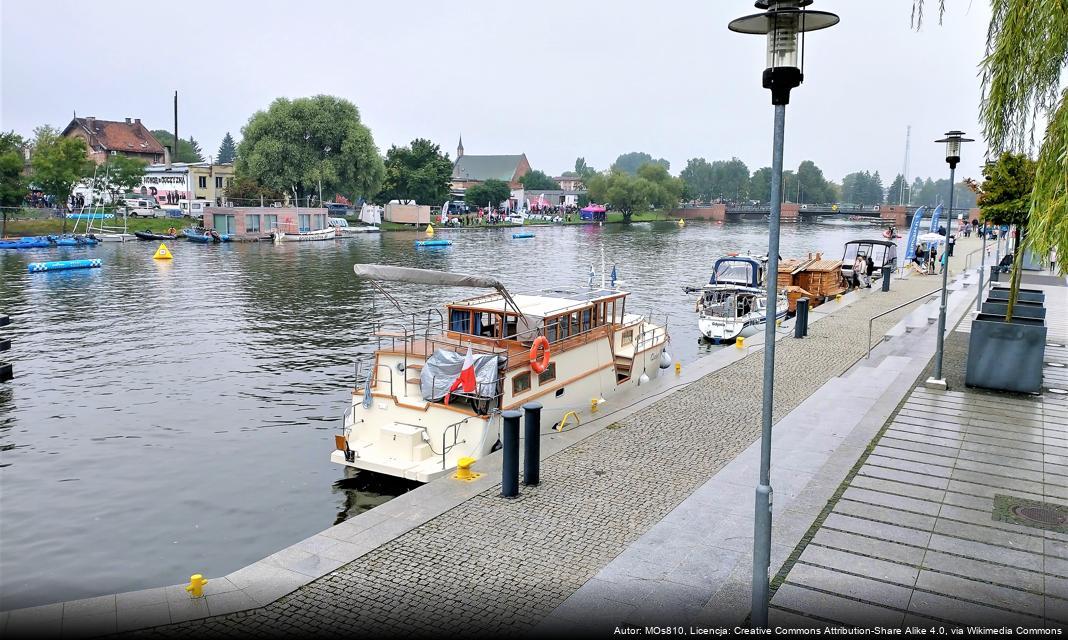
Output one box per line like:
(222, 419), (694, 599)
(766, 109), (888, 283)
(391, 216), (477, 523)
(900, 125), (911, 205)
(173, 91), (178, 164)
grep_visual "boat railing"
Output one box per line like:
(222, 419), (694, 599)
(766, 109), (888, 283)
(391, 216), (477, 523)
(355, 360), (395, 397)
(393, 418), (471, 471)
(865, 288), (942, 359)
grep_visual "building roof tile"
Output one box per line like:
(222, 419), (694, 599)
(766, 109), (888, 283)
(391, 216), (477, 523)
(452, 154), (525, 182)
(62, 118), (165, 155)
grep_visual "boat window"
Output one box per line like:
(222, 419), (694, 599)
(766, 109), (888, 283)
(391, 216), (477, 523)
(512, 371), (531, 395)
(263, 214), (278, 231)
(570, 312), (581, 336)
(450, 308), (471, 333)
(474, 313), (501, 338)
(843, 243), (860, 263)
(545, 317), (559, 343)
(298, 214), (311, 233)
(622, 329), (634, 346)
(559, 314), (570, 339)
(581, 308), (592, 333)
(538, 362), (556, 385)
(503, 314), (518, 339)
(869, 245), (886, 265)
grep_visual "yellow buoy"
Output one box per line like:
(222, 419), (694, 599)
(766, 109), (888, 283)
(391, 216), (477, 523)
(153, 243), (173, 260)
(425, 224), (435, 236)
(677, 218), (685, 227)
(185, 574), (208, 598)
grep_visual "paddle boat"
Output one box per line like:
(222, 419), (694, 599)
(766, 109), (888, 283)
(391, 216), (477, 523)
(333, 265), (671, 482)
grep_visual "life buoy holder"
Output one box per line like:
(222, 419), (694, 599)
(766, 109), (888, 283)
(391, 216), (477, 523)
(530, 336), (551, 374)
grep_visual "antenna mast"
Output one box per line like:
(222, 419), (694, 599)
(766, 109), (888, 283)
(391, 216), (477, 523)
(900, 125), (911, 206)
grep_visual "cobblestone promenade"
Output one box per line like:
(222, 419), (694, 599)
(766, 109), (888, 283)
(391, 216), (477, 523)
(130, 243), (980, 638)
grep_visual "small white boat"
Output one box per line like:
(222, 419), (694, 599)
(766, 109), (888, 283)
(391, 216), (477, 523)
(687, 256), (787, 343)
(332, 265), (671, 482)
(94, 232), (138, 242)
(329, 218), (380, 236)
(271, 225), (336, 242)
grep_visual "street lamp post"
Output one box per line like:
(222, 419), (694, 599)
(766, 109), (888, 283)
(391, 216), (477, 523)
(926, 131), (973, 390)
(728, 1), (839, 628)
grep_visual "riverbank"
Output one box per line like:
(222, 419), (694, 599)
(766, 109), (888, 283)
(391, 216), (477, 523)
(3, 217), (193, 237)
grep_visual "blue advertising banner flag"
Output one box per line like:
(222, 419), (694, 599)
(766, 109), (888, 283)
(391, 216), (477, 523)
(904, 206), (927, 261)
(929, 204), (943, 233)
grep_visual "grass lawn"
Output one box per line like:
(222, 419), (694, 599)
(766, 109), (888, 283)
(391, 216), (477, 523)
(3, 216), (193, 238)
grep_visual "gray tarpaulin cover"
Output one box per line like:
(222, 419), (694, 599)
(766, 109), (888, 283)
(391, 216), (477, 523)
(420, 349), (503, 402)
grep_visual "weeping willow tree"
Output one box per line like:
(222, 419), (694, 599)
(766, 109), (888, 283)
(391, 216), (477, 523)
(914, 0), (1068, 289)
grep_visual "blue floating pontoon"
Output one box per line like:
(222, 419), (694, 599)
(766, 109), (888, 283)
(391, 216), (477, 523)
(512, 232), (535, 239)
(414, 239), (453, 247)
(27, 259), (102, 273)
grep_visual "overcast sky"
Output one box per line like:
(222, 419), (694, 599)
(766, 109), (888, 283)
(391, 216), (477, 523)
(1, 0), (992, 184)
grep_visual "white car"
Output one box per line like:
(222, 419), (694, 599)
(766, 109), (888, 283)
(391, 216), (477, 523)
(127, 207), (162, 218)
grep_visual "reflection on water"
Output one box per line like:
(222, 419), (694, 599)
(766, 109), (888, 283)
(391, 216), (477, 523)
(0, 220), (897, 609)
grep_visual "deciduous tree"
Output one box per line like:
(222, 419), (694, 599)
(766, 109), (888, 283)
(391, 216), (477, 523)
(152, 130), (203, 163)
(680, 158), (715, 202)
(378, 138), (452, 205)
(611, 151), (669, 175)
(31, 136), (93, 230)
(236, 95), (385, 202)
(519, 169), (559, 190)
(0, 131), (27, 208)
(464, 179), (512, 209)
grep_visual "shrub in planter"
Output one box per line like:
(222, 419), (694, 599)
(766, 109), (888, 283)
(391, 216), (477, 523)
(966, 314), (1047, 394)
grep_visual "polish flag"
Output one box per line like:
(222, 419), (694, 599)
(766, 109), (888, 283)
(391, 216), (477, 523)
(445, 347), (477, 405)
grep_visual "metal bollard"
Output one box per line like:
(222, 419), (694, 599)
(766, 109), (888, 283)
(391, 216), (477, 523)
(794, 298), (808, 339)
(881, 265), (891, 292)
(501, 410), (521, 498)
(522, 402), (542, 486)
(801, 298), (810, 337)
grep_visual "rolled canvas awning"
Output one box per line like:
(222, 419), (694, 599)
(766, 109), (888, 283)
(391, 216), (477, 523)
(353, 264), (521, 314)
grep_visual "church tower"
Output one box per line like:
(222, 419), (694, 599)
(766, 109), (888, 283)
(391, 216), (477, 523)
(457, 134), (464, 159)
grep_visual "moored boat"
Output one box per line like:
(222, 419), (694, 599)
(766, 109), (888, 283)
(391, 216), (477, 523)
(270, 225), (336, 242)
(686, 256), (787, 343)
(182, 227), (230, 243)
(134, 229), (179, 241)
(332, 265), (671, 482)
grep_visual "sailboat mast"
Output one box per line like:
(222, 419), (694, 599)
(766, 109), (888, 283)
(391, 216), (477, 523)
(900, 125), (911, 206)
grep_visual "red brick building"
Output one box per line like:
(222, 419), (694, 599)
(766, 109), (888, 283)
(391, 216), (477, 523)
(61, 117), (166, 165)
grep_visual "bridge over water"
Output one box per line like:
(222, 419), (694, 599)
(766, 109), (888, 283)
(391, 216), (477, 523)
(672, 203), (980, 226)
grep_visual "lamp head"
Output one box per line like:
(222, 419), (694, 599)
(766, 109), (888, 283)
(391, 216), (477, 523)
(728, 0), (839, 105)
(934, 130), (974, 169)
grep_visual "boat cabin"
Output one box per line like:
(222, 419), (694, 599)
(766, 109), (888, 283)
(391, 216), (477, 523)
(446, 288), (627, 346)
(841, 239), (898, 280)
(709, 256), (764, 288)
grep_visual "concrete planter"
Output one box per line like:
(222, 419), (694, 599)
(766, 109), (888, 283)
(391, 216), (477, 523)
(980, 300), (1047, 320)
(988, 287), (1045, 304)
(966, 314), (1047, 394)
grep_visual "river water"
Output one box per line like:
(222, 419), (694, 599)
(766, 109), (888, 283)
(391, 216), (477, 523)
(0, 219), (896, 609)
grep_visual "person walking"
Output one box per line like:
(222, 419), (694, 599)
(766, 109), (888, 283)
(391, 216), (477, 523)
(1051, 247), (1058, 274)
(853, 253), (867, 289)
(947, 233), (956, 257)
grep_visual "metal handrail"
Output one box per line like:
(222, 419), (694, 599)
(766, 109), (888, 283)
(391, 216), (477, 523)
(866, 289), (942, 359)
(963, 246), (985, 271)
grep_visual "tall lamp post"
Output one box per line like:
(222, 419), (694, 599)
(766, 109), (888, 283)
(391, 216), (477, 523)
(728, 0), (839, 628)
(926, 131), (973, 390)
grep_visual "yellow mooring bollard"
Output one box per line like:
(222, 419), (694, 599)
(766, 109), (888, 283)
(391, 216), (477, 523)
(185, 574), (208, 598)
(590, 397), (600, 414)
(835, 294), (843, 303)
(736, 336), (745, 349)
(454, 456), (481, 481)
(674, 361), (682, 376)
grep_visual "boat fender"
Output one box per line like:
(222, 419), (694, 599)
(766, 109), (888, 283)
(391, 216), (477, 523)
(659, 351), (672, 369)
(529, 336), (551, 374)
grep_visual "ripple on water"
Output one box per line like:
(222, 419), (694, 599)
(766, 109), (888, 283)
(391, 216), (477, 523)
(0, 221), (899, 609)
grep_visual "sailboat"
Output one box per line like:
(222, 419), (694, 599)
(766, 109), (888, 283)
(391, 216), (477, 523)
(83, 164), (136, 242)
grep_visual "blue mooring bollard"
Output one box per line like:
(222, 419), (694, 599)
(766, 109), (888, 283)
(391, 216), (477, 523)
(522, 402), (543, 486)
(501, 410), (521, 498)
(881, 265), (892, 292)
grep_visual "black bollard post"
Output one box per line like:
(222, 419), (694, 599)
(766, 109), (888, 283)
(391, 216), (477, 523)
(801, 298), (810, 337)
(794, 298), (808, 339)
(522, 402), (543, 486)
(501, 410), (521, 498)
(881, 265), (891, 292)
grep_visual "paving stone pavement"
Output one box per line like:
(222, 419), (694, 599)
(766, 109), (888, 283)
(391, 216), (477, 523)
(768, 277), (1068, 628)
(118, 244), (982, 639)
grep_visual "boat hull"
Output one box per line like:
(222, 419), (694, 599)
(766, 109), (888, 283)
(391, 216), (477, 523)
(274, 227), (337, 242)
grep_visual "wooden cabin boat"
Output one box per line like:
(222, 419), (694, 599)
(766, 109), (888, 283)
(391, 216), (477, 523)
(777, 254), (849, 312)
(332, 265), (671, 482)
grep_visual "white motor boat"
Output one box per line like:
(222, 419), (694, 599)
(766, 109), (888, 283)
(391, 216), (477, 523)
(271, 225), (336, 242)
(688, 256), (787, 343)
(332, 265), (671, 482)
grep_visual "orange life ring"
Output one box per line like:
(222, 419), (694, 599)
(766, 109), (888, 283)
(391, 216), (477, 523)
(530, 336), (551, 374)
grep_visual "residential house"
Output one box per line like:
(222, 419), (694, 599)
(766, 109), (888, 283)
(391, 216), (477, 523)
(61, 117), (166, 164)
(554, 176), (585, 191)
(136, 162), (235, 205)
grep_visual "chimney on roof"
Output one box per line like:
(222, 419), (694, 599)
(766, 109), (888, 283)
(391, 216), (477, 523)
(125, 118), (131, 124)
(86, 117), (96, 130)
(134, 118), (141, 125)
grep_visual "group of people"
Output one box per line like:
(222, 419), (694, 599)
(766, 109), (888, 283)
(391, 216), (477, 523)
(851, 253), (876, 288)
